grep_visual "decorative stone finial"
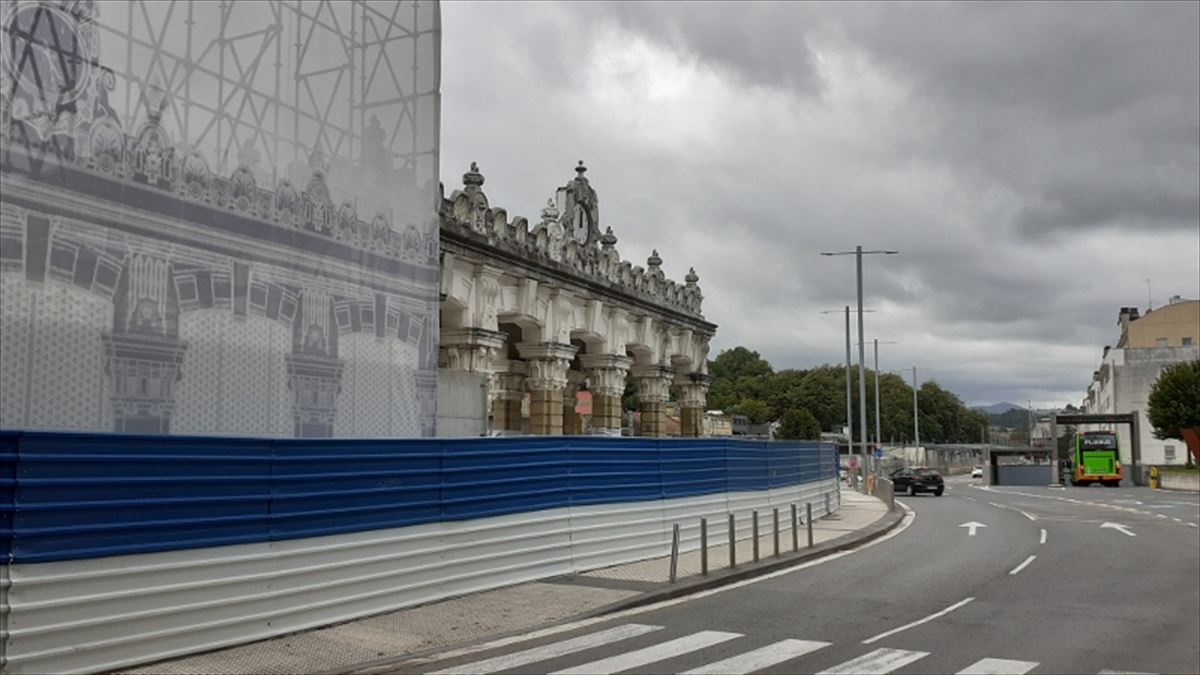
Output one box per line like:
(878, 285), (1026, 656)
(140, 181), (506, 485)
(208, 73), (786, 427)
(540, 197), (559, 222)
(685, 267), (699, 285)
(647, 249), (662, 267)
(463, 161), (484, 189)
(575, 160), (587, 177)
(600, 226), (617, 248)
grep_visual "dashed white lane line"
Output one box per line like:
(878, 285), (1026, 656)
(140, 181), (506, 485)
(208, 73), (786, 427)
(861, 597), (975, 645)
(964, 496), (977, 502)
(1009, 555), (1037, 576)
(1039, 528), (1047, 544)
(1019, 510), (1037, 522)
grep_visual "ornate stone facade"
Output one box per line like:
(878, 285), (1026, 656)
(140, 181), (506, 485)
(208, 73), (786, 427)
(439, 162), (717, 436)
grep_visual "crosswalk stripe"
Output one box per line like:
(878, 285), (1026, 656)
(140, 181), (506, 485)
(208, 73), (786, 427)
(957, 657), (1040, 674)
(680, 639), (832, 674)
(428, 623), (664, 675)
(816, 647), (930, 674)
(549, 630), (742, 675)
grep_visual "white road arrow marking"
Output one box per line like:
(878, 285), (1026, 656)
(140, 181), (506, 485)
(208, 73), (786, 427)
(1100, 522), (1136, 537)
(959, 521), (987, 536)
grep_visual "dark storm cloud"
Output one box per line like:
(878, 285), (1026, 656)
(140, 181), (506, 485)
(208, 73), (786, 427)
(440, 1), (1200, 407)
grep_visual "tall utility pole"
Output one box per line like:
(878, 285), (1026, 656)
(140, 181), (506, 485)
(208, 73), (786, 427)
(845, 307), (854, 476)
(821, 308), (874, 483)
(912, 366), (920, 452)
(872, 339), (897, 476)
(821, 247), (897, 488)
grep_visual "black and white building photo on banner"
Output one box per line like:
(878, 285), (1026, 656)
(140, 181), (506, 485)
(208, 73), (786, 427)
(0, 0), (441, 437)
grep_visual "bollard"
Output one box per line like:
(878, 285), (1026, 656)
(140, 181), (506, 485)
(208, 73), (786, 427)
(825, 492), (831, 516)
(700, 517), (708, 576)
(669, 523), (680, 583)
(807, 502), (814, 548)
(752, 511), (760, 562)
(791, 503), (799, 552)
(728, 512), (737, 569)
(773, 507), (780, 557)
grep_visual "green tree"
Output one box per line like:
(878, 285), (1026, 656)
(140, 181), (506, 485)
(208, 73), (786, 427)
(709, 347), (773, 380)
(779, 408), (822, 440)
(1147, 360), (1200, 463)
(734, 398), (774, 424)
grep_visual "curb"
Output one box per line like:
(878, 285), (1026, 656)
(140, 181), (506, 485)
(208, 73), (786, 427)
(332, 503), (907, 675)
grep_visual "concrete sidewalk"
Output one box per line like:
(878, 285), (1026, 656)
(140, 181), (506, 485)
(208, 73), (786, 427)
(119, 489), (899, 675)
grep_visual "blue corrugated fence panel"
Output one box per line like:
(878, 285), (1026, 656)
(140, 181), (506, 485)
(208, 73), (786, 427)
(568, 439), (662, 505)
(270, 439), (442, 540)
(13, 432), (272, 562)
(1, 431), (833, 563)
(441, 438), (571, 519)
(659, 439), (727, 498)
(1, 430), (18, 561)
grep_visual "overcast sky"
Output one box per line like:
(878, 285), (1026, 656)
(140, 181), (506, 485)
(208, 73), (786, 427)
(439, 1), (1200, 409)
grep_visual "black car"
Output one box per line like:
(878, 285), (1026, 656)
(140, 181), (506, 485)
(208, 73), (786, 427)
(890, 467), (944, 496)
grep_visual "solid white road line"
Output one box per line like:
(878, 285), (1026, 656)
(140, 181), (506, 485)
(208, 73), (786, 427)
(1009, 555), (1037, 575)
(550, 630), (742, 675)
(429, 624), (665, 674)
(1039, 528), (1047, 544)
(816, 647), (930, 674)
(861, 597), (975, 645)
(956, 657), (1040, 674)
(680, 639), (831, 674)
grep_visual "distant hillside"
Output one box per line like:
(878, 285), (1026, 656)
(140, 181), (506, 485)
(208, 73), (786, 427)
(975, 402), (1024, 414)
(988, 407), (1031, 430)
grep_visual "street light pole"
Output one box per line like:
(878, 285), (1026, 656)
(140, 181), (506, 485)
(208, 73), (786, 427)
(822, 247), (897, 487)
(845, 306), (854, 476)
(912, 366), (920, 454)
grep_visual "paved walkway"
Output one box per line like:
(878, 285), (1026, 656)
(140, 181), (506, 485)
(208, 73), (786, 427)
(120, 489), (892, 675)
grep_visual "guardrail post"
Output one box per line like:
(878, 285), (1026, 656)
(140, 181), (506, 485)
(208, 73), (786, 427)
(700, 517), (708, 576)
(728, 513), (736, 569)
(773, 507), (780, 557)
(791, 503), (799, 552)
(806, 502), (814, 548)
(669, 523), (680, 583)
(752, 511), (760, 562)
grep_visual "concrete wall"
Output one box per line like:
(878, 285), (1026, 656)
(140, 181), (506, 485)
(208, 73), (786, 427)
(1160, 472), (1200, 492)
(436, 369), (487, 437)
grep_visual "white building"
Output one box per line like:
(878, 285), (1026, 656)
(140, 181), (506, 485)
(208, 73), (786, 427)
(1082, 298), (1200, 466)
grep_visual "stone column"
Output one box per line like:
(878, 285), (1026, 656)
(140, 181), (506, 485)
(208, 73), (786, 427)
(563, 370), (586, 435)
(440, 327), (506, 433)
(490, 359), (527, 434)
(518, 343), (578, 435)
(581, 354), (632, 436)
(632, 364), (673, 438)
(675, 372), (709, 438)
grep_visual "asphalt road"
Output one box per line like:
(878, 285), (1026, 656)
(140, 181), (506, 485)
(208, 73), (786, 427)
(391, 478), (1200, 675)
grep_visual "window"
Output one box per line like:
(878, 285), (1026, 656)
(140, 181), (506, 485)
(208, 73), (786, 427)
(1183, 337), (1195, 346)
(1165, 445), (1176, 462)
(1155, 337), (1168, 347)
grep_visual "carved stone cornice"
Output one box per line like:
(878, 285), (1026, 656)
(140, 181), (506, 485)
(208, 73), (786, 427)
(440, 327), (505, 373)
(441, 161), (712, 327)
